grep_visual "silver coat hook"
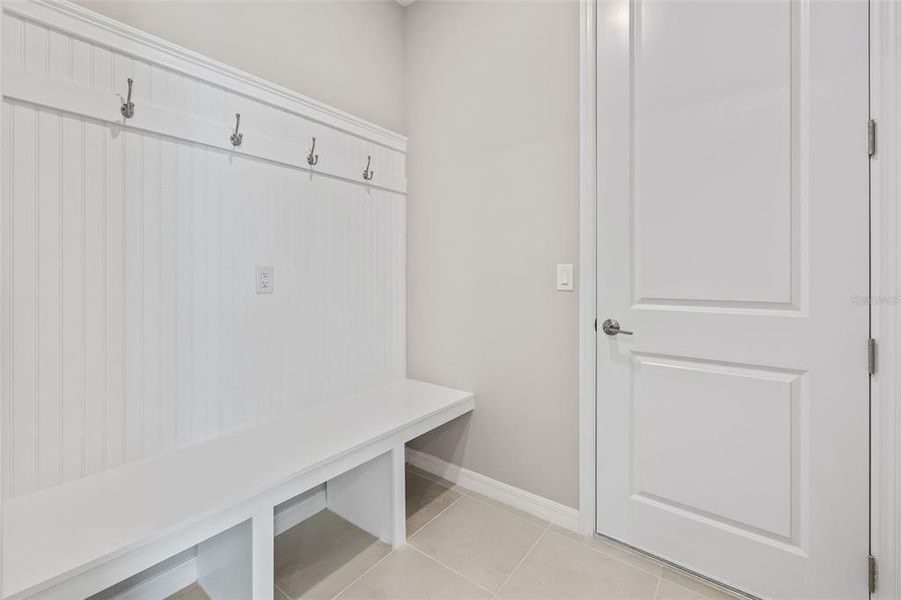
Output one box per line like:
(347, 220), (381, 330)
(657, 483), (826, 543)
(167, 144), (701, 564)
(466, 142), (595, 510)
(120, 78), (134, 119)
(363, 155), (374, 181)
(307, 137), (319, 166)
(230, 113), (243, 147)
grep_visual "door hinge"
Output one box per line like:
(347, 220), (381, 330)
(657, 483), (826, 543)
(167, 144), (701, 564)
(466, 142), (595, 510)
(869, 554), (877, 594)
(869, 338), (877, 375)
(594, 318), (597, 332)
(869, 119), (877, 157)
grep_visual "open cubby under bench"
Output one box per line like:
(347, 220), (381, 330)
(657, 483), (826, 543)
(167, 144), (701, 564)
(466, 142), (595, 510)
(4, 379), (474, 600)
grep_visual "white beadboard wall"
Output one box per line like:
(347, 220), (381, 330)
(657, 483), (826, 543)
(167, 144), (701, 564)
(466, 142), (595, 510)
(0, 2), (407, 500)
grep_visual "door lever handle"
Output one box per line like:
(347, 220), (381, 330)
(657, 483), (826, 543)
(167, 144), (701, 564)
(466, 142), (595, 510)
(601, 319), (632, 336)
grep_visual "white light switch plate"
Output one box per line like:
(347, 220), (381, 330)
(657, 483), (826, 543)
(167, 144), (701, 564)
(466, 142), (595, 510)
(557, 264), (574, 291)
(256, 265), (274, 294)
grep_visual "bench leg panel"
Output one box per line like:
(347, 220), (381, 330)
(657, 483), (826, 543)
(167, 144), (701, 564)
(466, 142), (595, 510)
(196, 519), (256, 600)
(390, 445), (407, 549)
(250, 508), (275, 600)
(327, 450), (402, 546)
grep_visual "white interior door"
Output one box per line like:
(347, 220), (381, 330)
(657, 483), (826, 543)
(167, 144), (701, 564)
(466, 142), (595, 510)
(595, 1), (869, 598)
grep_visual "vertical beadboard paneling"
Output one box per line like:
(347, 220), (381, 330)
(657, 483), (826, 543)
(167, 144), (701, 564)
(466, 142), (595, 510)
(11, 102), (37, 497)
(60, 113), (84, 484)
(159, 139), (176, 453)
(82, 119), (104, 476)
(22, 21), (47, 76)
(36, 107), (61, 490)
(2, 12), (407, 500)
(2, 101), (13, 501)
(71, 38), (91, 88)
(47, 29), (68, 82)
(142, 134), (161, 457)
(105, 121), (125, 471)
(2, 15), (23, 69)
(92, 45), (112, 94)
(187, 145), (205, 443)
(174, 143), (191, 447)
(122, 128), (142, 464)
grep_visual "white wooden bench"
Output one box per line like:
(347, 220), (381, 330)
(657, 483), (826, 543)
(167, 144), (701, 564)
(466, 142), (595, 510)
(3, 379), (474, 600)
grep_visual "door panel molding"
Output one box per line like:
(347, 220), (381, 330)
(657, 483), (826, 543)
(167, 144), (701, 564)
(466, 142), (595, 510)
(628, 0), (809, 314)
(628, 352), (804, 545)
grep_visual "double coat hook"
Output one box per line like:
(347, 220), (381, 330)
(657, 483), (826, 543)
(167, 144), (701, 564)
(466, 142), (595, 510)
(121, 78), (134, 119)
(363, 155), (374, 181)
(307, 137), (319, 166)
(230, 113), (243, 147)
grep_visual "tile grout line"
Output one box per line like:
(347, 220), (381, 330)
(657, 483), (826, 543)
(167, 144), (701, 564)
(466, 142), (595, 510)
(494, 522), (551, 598)
(283, 472), (464, 600)
(273, 582), (292, 600)
(659, 576), (743, 600)
(406, 490), (465, 541)
(412, 468), (731, 599)
(405, 473), (524, 597)
(407, 543), (497, 598)
(407, 465), (552, 531)
(327, 547), (397, 600)
(553, 529), (742, 599)
(408, 463), (738, 599)
(547, 528), (667, 579)
(460, 489), (552, 528)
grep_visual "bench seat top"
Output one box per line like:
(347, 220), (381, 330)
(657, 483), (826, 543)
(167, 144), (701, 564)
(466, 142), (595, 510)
(3, 379), (474, 598)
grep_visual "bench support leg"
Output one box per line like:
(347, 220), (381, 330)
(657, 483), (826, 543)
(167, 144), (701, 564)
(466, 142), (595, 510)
(327, 447), (406, 548)
(251, 508), (275, 600)
(196, 519), (256, 600)
(390, 444), (407, 549)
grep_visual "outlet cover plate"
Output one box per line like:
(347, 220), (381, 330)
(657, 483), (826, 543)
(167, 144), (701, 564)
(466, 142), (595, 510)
(256, 265), (274, 294)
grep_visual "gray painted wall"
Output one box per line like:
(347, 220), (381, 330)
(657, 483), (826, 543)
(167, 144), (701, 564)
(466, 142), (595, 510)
(405, 1), (581, 509)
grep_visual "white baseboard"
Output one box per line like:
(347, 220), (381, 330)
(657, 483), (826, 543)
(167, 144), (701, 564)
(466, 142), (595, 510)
(405, 448), (580, 532)
(111, 556), (197, 600)
(274, 485), (328, 536)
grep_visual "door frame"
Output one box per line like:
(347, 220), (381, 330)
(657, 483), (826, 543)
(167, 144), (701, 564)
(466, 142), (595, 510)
(577, 0), (897, 595)
(577, 0), (597, 539)
(868, 1), (900, 597)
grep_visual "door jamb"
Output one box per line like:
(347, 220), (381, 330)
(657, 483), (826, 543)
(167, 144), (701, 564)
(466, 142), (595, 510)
(578, 2), (897, 596)
(577, 0), (597, 537)
(869, 2), (899, 597)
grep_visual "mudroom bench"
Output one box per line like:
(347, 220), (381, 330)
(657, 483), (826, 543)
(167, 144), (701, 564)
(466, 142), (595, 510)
(3, 380), (474, 600)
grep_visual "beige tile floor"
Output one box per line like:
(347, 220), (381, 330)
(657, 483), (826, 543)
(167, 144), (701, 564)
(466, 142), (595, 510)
(167, 582), (211, 600)
(169, 466), (745, 600)
(271, 466), (746, 600)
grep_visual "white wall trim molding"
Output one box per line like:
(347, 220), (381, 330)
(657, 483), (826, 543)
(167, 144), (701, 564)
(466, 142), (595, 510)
(577, 0), (597, 537)
(7, 0), (407, 152)
(1, 0), (407, 194)
(405, 448), (581, 532)
(870, 2), (900, 598)
(0, 3), (6, 592)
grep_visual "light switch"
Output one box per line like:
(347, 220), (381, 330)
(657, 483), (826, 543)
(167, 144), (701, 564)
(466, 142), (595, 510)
(557, 264), (574, 291)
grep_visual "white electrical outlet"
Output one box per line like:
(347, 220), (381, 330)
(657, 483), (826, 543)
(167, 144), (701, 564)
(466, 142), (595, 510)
(256, 266), (274, 294)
